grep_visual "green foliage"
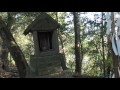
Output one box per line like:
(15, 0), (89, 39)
(0, 12), (114, 77)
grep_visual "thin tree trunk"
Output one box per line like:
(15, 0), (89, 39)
(111, 12), (119, 78)
(0, 17), (28, 78)
(58, 33), (68, 70)
(73, 12), (81, 75)
(106, 42), (111, 78)
(80, 36), (83, 62)
(101, 12), (106, 77)
(55, 12), (68, 70)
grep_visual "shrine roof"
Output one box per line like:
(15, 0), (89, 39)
(23, 12), (60, 35)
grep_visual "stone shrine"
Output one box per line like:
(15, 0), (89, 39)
(23, 12), (66, 77)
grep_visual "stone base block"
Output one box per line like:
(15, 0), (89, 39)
(26, 53), (64, 77)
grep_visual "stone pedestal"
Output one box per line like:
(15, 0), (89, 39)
(26, 53), (64, 77)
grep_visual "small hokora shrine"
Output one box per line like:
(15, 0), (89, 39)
(23, 12), (66, 77)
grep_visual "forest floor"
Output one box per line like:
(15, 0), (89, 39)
(0, 67), (103, 78)
(0, 66), (19, 78)
(35, 70), (103, 78)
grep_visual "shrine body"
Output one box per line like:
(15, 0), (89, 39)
(23, 12), (66, 77)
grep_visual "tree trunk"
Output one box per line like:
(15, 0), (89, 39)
(55, 12), (68, 70)
(73, 12), (81, 75)
(101, 12), (106, 77)
(0, 17), (28, 78)
(1, 42), (9, 71)
(106, 41), (112, 78)
(111, 12), (119, 78)
(1, 12), (14, 71)
(58, 33), (68, 70)
(80, 36), (83, 65)
(111, 49), (119, 78)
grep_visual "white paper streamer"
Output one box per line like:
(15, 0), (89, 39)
(112, 34), (118, 55)
(118, 28), (120, 36)
(116, 35), (120, 56)
(105, 12), (120, 56)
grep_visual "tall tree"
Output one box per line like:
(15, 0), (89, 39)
(73, 12), (81, 75)
(1, 43), (9, 70)
(111, 12), (119, 78)
(0, 16), (28, 78)
(101, 12), (106, 77)
(1, 12), (14, 71)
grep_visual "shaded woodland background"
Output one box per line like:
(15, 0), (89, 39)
(0, 12), (119, 78)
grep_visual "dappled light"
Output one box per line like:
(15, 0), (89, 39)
(0, 12), (120, 78)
